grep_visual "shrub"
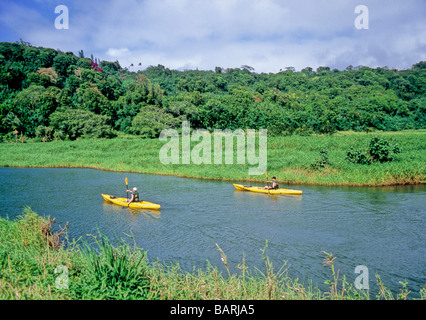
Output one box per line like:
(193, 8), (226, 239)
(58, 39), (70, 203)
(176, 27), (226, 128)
(346, 147), (373, 165)
(311, 149), (330, 170)
(35, 125), (54, 142)
(49, 108), (116, 140)
(346, 136), (401, 165)
(130, 105), (178, 138)
(76, 234), (151, 300)
(368, 136), (401, 162)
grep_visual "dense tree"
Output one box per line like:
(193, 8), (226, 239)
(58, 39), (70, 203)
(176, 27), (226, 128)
(49, 107), (115, 140)
(52, 53), (78, 77)
(0, 41), (424, 141)
(130, 105), (178, 138)
(72, 83), (110, 115)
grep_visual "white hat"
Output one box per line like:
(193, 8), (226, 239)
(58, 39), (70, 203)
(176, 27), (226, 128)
(133, 187), (137, 192)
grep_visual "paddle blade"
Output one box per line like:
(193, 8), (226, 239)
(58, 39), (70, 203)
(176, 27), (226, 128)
(125, 177), (129, 200)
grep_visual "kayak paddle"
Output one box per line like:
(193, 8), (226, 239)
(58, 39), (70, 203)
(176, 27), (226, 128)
(265, 171), (270, 194)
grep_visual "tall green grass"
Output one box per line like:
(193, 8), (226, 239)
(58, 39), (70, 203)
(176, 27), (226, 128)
(0, 130), (424, 186)
(75, 233), (151, 299)
(0, 208), (75, 299)
(1, 209), (425, 300)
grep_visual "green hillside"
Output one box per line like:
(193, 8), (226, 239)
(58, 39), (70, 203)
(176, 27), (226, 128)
(1, 41), (425, 141)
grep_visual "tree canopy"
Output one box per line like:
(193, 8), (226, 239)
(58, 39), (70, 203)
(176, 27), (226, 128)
(0, 41), (425, 141)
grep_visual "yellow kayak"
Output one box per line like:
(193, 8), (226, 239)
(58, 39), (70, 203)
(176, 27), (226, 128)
(101, 194), (161, 210)
(233, 184), (302, 195)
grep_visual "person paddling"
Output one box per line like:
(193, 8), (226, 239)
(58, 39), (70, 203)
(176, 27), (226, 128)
(126, 187), (140, 203)
(264, 177), (279, 190)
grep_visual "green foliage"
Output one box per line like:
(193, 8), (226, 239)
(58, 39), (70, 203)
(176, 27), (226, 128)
(49, 108), (116, 140)
(1, 130), (423, 186)
(76, 233), (150, 299)
(35, 125), (54, 142)
(76, 58), (92, 70)
(311, 149), (330, 170)
(73, 84), (110, 114)
(0, 41), (425, 141)
(346, 136), (401, 165)
(1, 209), (425, 300)
(52, 53), (78, 77)
(346, 147), (373, 165)
(368, 136), (401, 162)
(99, 60), (121, 73)
(130, 105), (178, 138)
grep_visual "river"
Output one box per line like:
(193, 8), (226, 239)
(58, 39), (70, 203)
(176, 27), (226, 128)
(0, 167), (425, 297)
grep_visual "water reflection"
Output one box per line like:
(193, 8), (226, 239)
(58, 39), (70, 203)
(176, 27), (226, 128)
(102, 201), (161, 218)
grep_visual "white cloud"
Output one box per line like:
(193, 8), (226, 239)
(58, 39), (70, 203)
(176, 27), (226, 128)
(106, 48), (130, 58)
(1, 0), (425, 72)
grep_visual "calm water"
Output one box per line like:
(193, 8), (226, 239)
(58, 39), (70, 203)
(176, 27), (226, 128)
(1, 167), (425, 297)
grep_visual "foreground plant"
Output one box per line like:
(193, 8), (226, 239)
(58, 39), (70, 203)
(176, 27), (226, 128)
(1, 210), (425, 300)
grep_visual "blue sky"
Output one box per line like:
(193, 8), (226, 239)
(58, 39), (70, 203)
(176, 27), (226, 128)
(1, 0), (425, 72)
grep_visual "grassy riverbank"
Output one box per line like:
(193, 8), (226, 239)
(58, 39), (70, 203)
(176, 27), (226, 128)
(1, 209), (424, 300)
(0, 130), (424, 186)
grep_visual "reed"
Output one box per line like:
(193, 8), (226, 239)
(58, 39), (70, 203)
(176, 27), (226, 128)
(74, 233), (151, 299)
(0, 130), (424, 186)
(0, 208), (75, 299)
(1, 209), (425, 300)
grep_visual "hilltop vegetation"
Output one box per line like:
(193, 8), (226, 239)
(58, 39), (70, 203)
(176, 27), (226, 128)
(0, 41), (425, 142)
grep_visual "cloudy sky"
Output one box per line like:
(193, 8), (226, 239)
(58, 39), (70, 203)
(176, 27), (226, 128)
(0, 0), (425, 73)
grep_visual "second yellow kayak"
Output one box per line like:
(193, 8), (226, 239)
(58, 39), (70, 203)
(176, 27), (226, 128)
(233, 184), (302, 195)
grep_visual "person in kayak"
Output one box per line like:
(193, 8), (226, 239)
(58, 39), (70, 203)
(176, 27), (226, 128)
(265, 177), (279, 190)
(126, 187), (140, 203)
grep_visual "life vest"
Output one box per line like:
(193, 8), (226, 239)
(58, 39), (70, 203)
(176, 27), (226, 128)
(132, 191), (139, 202)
